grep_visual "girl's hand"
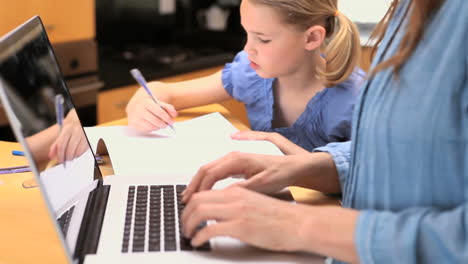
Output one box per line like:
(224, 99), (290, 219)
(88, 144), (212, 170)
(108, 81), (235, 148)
(126, 82), (178, 133)
(231, 131), (308, 155)
(48, 110), (88, 163)
(182, 152), (311, 203)
(182, 186), (307, 252)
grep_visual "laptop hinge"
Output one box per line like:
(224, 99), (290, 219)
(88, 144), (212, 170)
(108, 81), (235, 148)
(74, 183), (111, 263)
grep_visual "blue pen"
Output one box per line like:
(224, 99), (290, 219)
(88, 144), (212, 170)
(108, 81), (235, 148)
(130, 68), (176, 132)
(12, 150), (24, 156)
(54, 94), (67, 167)
(0, 165), (31, 175)
(55, 94), (64, 132)
(55, 94), (64, 131)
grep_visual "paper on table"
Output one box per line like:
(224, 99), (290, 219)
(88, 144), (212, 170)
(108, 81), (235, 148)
(85, 112), (239, 148)
(40, 149), (96, 211)
(84, 112), (283, 178)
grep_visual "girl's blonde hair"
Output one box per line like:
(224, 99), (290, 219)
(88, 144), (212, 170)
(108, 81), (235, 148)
(249, 0), (361, 87)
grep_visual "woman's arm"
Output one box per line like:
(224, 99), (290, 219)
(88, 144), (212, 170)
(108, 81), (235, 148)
(298, 205), (359, 263)
(182, 186), (360, 263)
(182, 150), (342, 203)
(290, 151), (341, 193)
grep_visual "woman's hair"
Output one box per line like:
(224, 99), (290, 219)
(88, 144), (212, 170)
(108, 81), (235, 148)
(248, 0), (361, 87)
(369, 0), (445, 75)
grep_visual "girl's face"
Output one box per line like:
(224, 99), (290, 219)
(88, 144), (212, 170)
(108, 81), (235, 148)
(240, 0), (312, 79)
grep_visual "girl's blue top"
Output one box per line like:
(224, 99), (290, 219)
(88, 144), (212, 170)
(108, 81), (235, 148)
(316, 0), (468, 263)
(222, 51), (365, 151)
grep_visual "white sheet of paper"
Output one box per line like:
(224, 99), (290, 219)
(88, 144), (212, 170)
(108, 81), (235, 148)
(40, 149), (96, 211)
(84, 113), (283, 179)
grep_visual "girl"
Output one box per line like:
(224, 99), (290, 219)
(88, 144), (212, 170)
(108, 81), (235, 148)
(126, 0), (364, 154)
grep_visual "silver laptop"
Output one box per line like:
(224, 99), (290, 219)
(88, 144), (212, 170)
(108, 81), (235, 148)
(0, 16), (323, 264)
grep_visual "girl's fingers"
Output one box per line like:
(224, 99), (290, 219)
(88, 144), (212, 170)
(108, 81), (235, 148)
(48, 142), (57, 159)
(146, 100), (175, 126)
(231, 131), (268, 140)
(57, 132), (72, 163)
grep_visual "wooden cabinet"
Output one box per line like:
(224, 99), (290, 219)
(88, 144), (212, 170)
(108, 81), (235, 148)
(0, 0), (95, 43)
(97, 66), (250, 126)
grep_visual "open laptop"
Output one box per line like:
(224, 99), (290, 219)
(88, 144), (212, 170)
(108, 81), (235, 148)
(0, 16), (324, 264)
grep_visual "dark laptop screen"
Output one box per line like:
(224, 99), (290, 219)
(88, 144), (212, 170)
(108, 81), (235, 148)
(0, 16), (101, 259)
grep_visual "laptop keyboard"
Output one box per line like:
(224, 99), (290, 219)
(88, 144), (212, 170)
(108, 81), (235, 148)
(121, 185), (211, 253)
(57, 205), (75, 237)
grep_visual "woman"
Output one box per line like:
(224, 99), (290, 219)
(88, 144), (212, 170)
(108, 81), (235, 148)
(181, 0), (468, 263)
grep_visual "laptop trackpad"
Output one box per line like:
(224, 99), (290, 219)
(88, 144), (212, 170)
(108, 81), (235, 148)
(210, 236), (323, 263)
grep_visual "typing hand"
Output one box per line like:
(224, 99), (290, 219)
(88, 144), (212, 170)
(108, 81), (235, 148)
(231, 131), (308, 155)
(48, 109), (88, 163)
(181, 186), (306, 252)
(126, 82), (177, 133)
(182, 152), (305, 203)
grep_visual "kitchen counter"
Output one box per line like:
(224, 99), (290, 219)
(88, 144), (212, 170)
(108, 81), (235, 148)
(98, 45), (235, 90)
(97, 30), (245, 90)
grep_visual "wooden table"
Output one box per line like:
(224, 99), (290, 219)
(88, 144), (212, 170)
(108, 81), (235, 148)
(0, 103), (336, 263)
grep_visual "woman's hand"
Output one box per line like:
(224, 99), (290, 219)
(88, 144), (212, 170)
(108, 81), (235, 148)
(182, 186), (307, 252)
(182, 152), (314, 203)
(126, 81), (178, 133)
(47, 109), (88, 163)
(231, 131), (308, 155)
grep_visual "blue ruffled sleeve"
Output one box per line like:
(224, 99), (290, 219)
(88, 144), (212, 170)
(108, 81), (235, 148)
(322, 69), (365, 143)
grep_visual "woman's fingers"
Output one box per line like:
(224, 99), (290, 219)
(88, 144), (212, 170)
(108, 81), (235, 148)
(183, 202), (237, 238)
(190, 221), (239, 247)
(182, 152), (251, 203)
(228, 170), (278, 194)
(182, 187), (304, 252)
(182, 188), (243, 238)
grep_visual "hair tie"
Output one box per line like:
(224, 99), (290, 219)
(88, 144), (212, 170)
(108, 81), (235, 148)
(334, 10), (340, 17)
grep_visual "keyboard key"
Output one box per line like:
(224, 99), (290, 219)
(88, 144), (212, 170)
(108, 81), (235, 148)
(121, 184), (211, 253)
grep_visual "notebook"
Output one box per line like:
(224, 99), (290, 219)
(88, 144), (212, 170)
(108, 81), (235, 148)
(0, 16), (323, 263)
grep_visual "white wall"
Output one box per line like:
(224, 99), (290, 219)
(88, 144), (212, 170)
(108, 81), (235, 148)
(339, 0), (391, 23)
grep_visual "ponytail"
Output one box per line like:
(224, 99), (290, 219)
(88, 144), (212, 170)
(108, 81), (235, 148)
(248, 0), (361, 87)
(320, 11), (361, 87)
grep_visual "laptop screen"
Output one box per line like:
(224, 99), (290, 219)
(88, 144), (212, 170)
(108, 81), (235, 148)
(0, 16), (101, 260)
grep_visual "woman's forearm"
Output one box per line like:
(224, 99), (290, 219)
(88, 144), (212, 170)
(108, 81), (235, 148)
(291, 152), (341, 193)
(296, 205), (359, 263)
